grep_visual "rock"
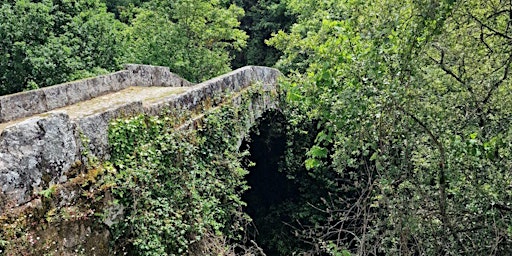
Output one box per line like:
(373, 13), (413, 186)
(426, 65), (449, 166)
(0, 113), (79, 206)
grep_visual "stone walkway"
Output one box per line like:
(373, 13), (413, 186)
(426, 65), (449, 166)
(0, 86), (188, 134)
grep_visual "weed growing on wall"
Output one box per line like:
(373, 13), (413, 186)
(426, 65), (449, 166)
(107, 86), (277, 255)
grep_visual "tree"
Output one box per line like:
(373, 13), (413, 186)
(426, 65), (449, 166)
(269, 0), (512, 254)
(121, 0), (248, 83)
(0, 0), (125, 95)
(230, 0), (295, 68)
(104, 0), (149, 19)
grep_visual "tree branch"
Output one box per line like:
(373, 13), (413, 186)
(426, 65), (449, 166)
(482, 54), (512, 105)
(479, 25), (494, 54)
(469, 12), (512, 40)
(396, 106), (449, 230)
(429, 45), (473, 94)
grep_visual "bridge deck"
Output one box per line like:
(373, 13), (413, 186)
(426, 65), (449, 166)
(0, 86), (188, 134)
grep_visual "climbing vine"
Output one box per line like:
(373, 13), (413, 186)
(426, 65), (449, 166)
(106, 85), (279, 255)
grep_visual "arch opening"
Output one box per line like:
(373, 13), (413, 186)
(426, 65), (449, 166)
(240, 110), (300, 255)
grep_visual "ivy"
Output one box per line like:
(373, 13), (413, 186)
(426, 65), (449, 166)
(106, 86), (279, 255)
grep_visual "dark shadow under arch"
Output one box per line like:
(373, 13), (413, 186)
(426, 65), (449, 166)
(240, 110), (301, 255)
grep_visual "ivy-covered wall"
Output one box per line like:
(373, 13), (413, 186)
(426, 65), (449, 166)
(107, 85), (281, 255)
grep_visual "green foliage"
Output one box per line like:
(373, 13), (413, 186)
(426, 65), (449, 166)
(270, 0), (512, 254)
(4, 0), (512, 254)
(121, 0), (248, 83)
(0, 0), (125, 95)
(230, 0), (296, 68)
(0, 0), (248, 95)
(106, 87), (275, 254)
(38, 185), (57, 199)
(105, 0), (149, 18)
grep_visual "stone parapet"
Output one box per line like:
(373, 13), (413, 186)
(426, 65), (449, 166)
(0, 64), (192, 123)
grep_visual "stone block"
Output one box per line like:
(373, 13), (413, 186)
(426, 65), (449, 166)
(151, 66), (193, 87)
(125, 64), (192, 87)
(0, 90), (47, 122)
(125, 64), (153, 87)
(149, 66), (170, 87)
(66, 79), (92, 105)
(43, 84), (69, 110)
(109, 71), (131, 91)
(0, 113), (79, 207)
(88, 75), (111, 97)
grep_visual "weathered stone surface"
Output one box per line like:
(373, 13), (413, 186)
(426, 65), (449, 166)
(0, 113), (79, 207)
(0, 65), (191, 123)
(86, 76), (108, 97)
(43, 84), (69, 110)
(0, 90), (47, 123)
(125, 64), (193, 87)
(141, 66), (274, 115)
(150, 66), (182, 86)
(66, 79), (92, 105)
(109, 70), (132, 91)
(124, 64), (153, 87)
(35, 219), (111, 255)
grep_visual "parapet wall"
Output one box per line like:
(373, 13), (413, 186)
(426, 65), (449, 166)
(0, 65), (281, 212)
(0, 64), (192, 123)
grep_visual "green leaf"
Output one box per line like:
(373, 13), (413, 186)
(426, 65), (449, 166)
(308, 145), (328, 158)
(305, 158), (321, 170)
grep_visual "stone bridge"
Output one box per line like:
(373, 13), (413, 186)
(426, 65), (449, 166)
(0, 65), (281, 213)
